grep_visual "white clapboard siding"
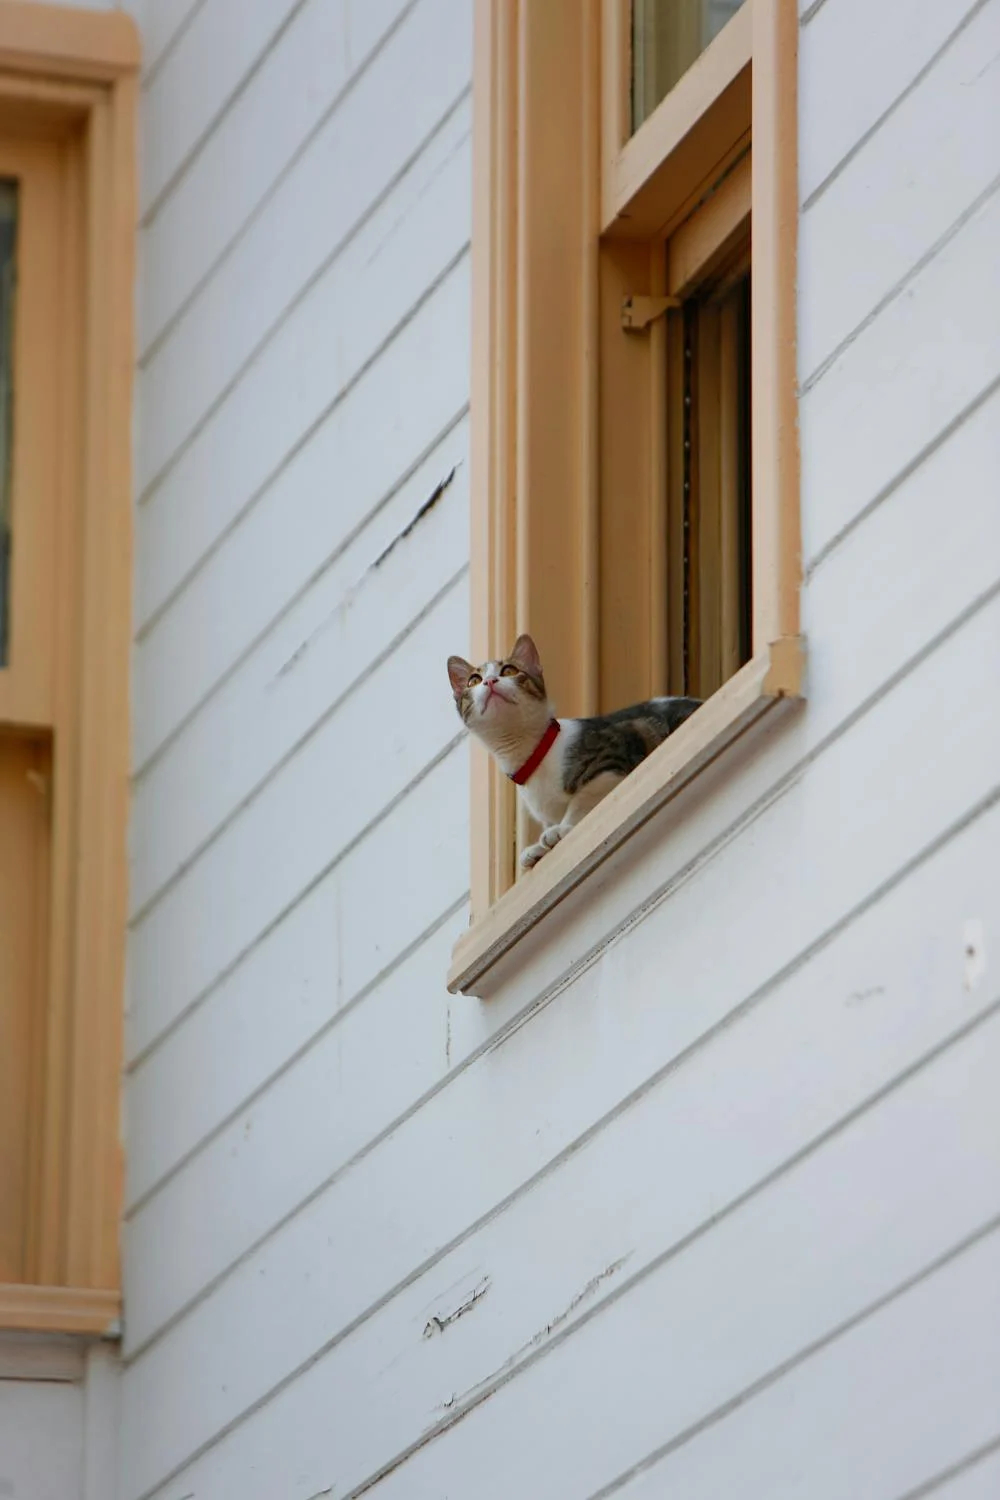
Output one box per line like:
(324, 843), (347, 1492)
(131, 415), (468, 911)
(595, 1234), (1000, 1500)
(126, 464), (468, 1195)
(139, 0), (414, 353)
(126, 742), (468, 1086)
(129, 1), (202, 78)
(139, 0), (303, 220)
(119, 1), (1000, 1498)
(799, 0), (1000, 380)
(135, 800), (1000, 1500)
(798, 0), (976, 202)
(136, 0), (471, 498)
(275, 1029), (1000, 1500)
(133, 254), (470, 770)
(799, 182), (1000, 567)
(130, 414), (468, 934)
(128, 585), (467, 1058)
(130, 1008), (1000, 1498)
(120, 594), (1000, 1487)
(135, 87), (470, 635)
(126, 902), (466, 1217)
(126, 579), (466, 1144)
(124, 376), (999, 1226)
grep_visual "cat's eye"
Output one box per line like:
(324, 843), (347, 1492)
(500, 664), (519, 677)
(467, 672), (482, 687)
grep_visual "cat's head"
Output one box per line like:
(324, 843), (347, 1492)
(447, 634), (550, 747)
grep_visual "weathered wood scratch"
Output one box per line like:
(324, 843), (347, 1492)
(372, 465), (458, 570)
(422, 1274), (490, 1337)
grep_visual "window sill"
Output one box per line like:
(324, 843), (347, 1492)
(448, 637), (805, 997)
(0, 1283), (120, 1337)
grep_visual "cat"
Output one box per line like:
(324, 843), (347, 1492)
(447, 634), (700, 869)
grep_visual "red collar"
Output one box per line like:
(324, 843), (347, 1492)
(508, 718), (561, 785)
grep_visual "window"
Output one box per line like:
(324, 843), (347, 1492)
(0, 7), (138, 1333)
(451, 0), (801, 995)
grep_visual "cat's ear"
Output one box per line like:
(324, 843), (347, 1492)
(447, 655), (474, 698)
(509, 633), (543, 681)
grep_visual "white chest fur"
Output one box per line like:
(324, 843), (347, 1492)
(516, 719), (577, 828)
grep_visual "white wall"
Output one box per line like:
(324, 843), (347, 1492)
(121, 1), (1000, 1498)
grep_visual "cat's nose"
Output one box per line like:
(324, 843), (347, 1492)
(483, 674), (498, 685)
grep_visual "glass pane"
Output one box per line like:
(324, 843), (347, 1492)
(0, 180), (16, 669)
(632, 0), (748, 130)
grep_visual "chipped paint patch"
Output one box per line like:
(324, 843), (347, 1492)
(422, 1274), (490, 1337)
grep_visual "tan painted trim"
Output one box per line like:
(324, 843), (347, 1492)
(0, 1283), (120, 1337)
(751, 0), (800, 646)
(469, 0), (601, 914)
(600, 0), (630, 184)
(0, 30), (136, 1322)
(462, 0), (800, 983)
(449, 638), (804, 996)
(0, 1), (139, 81)
(469, 0), (517, 918)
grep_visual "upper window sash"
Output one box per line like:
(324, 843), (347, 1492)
(601, 0), (752, 237)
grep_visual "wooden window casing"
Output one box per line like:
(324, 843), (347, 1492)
(452, 0), (801, 995)
(0, 1), (138, 1334)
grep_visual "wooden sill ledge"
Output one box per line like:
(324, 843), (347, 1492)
(448, 636), (805, 997)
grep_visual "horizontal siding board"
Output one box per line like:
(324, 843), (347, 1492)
(133, 254), (470, 772)
(133, 801), (1000, 1500)
(140, 0), (303, 218)
(597, 1233), (1000, 1500)
(135, 87), (470, 637)
(135, 0), (471, 499)
(799, 0), (1000, 381)
(800, 183), (1000, 568)
(128, 581), (467, 1058)
(119, 594), (1000, 1482)
(130, 419), (469, 924)
(139, 0), (414, 354)
(798, 0), (978, 202)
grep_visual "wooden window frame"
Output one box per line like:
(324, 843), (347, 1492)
(0, 0), (138, 1335)
(450, 0), (800, 996)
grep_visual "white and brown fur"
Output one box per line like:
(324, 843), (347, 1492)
(447, 634), (700, 869)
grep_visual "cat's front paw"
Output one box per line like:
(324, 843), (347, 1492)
(540, 823), (566, 850)
(520, 840), (548, 870)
